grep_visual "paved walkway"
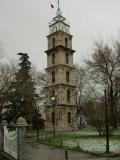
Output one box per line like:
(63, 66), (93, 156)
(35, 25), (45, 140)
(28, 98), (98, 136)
(27, 141), (120, 160)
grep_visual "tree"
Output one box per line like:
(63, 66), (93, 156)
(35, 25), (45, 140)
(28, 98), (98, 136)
(4, 53), (37, 123)
(34, 70), (46, 94)
(75, 65), (96, 105)
(75, 64), (98, 127)
(30, 66), (46, 115)
(0, 42), (5, 59)
(0, 62), (17, 122)
(86, 39), (120, 128)
(83, 100), (107, 136)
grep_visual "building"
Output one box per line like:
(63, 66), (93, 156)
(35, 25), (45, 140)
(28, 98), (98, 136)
(45, 5), (77, 130)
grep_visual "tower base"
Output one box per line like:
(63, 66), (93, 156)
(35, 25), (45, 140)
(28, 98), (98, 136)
(45, 106), (77, 130)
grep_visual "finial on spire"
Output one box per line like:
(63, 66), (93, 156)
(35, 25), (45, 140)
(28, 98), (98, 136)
(56, 0), (62, 16)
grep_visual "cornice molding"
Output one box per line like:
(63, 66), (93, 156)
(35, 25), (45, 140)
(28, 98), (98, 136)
(45, 83), (76, 88)
(45, 64), (75, 70)
(47, 30), (72, 38)
(45, 45), (75, 54)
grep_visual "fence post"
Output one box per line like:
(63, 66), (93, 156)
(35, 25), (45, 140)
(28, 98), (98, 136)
(65, 150), (68, 160)
(0, 120), (7, 151)
(16, 117), (28, 160)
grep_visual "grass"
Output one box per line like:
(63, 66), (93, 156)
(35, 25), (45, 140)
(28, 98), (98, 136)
(26, 129), (36, 138)
(39, 134), (120, 157)
(26, 127), (120, 140)
(39, 134), (105, 146)
(26, 128), (120, 157)
(110, 134), (120, 140)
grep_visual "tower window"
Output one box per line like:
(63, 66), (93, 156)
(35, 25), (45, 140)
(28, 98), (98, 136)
(52, 38), (55, 48)
(52, 53), (55, 64)
(65, 53), (69, 64)
(65, 38), (68, 47)
(52, 71), (55, 83)
(59, 111), (61, 120)
(66, 71), (69, 82)
(67, 90), (70, 102)
(68, 112), (71, 124)
(52, 90), (55, 97)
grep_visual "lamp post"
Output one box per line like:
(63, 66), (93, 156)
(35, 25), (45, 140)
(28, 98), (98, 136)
(51, 97), (56, 138)
(36, 113), (41, 142)
(104, 88), (109, 153)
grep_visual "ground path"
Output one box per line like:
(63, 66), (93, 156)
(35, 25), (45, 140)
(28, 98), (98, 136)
(27, 140), (120, 160)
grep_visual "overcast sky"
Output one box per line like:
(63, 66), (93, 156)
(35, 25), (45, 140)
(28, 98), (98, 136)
(0, 0), (120, 71)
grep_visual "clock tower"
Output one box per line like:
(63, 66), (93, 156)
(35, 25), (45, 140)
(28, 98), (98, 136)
(45, 6), (77, 130)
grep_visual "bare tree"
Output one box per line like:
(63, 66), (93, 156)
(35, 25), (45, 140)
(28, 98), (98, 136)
(84, 100), (107, 136)
(0, 42), (5, 59)
(36, 71), (46, 91)
(86, 39), (120, 128)
(31, 66), (46, 93)
(0, 60), (18, 122)
(75, 64), (99, 128)
(75, 65), (96, 105)
(30, 67), (47, 118)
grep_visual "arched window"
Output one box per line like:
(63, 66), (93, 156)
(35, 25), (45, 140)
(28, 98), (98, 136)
(67, 90), (70, 102)
(52, 53), (55, 64)
(68, 112), (71, 124)
(52, 38), (55, 48)
(52, 90), (55, 97)
(59, 112), (61, 120)
(52, 71), (55, 83)
(65, 38), (68, 47)
(65, 53), (69, 64)
(66, 71), (69, 82)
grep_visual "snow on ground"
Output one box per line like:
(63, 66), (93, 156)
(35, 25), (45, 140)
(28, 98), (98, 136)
(63, 138), (120, 153)
(68, 130), (98, 136)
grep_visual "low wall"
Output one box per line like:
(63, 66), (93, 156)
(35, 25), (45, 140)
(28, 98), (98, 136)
(1, 117), (28, 160)
(4, 126), (18, 159)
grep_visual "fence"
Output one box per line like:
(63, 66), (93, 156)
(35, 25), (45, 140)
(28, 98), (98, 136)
(0, 117), (28, 160)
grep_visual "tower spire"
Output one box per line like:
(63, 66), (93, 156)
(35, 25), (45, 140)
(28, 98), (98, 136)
(56, 0), (62, 16)
(58, 0), (60, 10)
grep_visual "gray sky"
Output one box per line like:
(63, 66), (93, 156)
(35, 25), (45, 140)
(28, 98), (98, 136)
(0, 0), (120, 71)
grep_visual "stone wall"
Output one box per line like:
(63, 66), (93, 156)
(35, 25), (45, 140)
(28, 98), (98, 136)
(48, 31), (72, 50)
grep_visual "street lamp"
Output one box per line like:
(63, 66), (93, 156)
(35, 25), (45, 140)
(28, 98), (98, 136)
(51, 97), (56, 138)
(104, 88), (109, 153)
(36, 113), (41, 142)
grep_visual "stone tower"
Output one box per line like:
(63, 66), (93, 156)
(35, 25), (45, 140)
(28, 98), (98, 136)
(45, 7), (77, 130)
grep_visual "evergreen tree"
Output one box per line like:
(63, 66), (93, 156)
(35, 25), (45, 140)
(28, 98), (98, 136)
(5, 53), (37, 123)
